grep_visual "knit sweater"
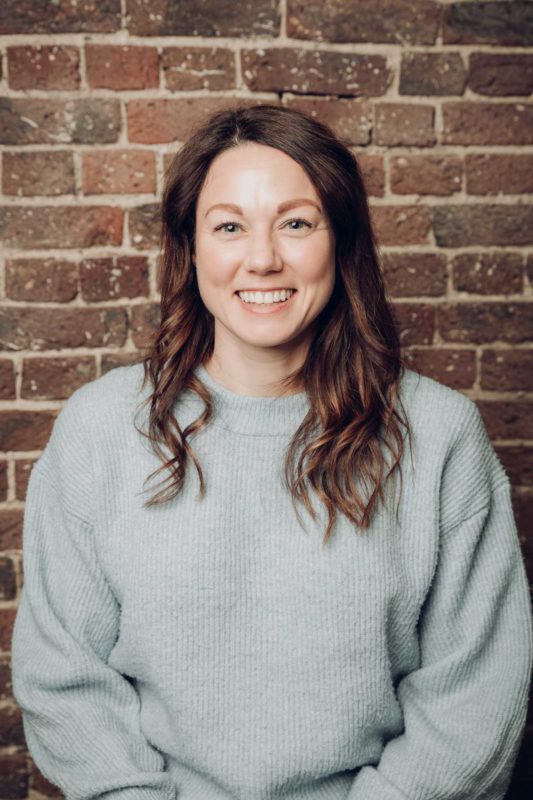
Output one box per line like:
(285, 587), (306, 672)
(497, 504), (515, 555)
(11, 361), (532, 800)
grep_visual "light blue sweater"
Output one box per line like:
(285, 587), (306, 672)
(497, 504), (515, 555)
(11, 362), (532, 800)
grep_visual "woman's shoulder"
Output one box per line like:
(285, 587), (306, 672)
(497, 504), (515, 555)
(398, 366), (479, 438)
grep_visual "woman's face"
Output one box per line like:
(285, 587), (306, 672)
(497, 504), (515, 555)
(193, 142), (336, 359)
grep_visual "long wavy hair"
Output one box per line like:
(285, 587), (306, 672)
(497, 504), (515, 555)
(133, 103), (412, 545)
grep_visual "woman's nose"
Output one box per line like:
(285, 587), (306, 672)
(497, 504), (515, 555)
(245, 230), (282, 271)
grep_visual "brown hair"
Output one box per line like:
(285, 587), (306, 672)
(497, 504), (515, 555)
(133, 102), (412, 545)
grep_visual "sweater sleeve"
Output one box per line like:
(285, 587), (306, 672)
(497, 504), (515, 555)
(10, 391), (177, 800)
(348, 399), (533, 800)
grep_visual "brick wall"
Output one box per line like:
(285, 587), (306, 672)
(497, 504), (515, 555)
(0, 0), (532, 795)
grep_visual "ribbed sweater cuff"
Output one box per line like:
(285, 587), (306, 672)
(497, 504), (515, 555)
(348, 766), (408, 800)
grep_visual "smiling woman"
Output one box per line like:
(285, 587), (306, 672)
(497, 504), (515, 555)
(11, 104), (532, 800)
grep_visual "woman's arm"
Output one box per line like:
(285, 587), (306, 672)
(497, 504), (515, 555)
(10, 391), (176, 800)
(348, 401), (533, 800)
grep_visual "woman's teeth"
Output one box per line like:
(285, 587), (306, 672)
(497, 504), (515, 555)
(237, 289), (295, 305)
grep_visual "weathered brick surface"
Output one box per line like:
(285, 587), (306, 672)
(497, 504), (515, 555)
(400, 53), (466, 95)
(0, 206), (123, 249)
(0, 98), (121, 145)
(241, 49), (390, 96)
(81, 150), (156, 194)
(7, 45), (80, 90)
(126, 0), (279, 37)
(374, 103), (435, 146)
(1, 1), (532, 788)
(162, 47), (236, 91)
(287, 0), (439, 44)
(390, 155), (462, 195)
(468, 53), (533, 96)
(86, 45), (159, 90)
(2, 151), (75, 196)
(465, 154), (533, 195)
(442, 102), (533, 145)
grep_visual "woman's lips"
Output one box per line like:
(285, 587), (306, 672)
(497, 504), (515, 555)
(235, 290), (297, 314)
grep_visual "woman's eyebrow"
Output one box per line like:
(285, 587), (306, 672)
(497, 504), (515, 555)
(204, 198), (322, 217)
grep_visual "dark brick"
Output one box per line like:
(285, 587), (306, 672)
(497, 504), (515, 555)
(2, 151), (75, 196)
(443, 2), (533, 46)
(5, 259), (78, 302)
(0, 98), (121, 145)
(80, 256), (150, 300)
(478, 400), (533, 440)
(131, 302), (161, 350)
(381, 252), (447, 296)
(86, 45), (159, 90)
(433, 205), (533, 247)
(400, 52), (466, 96)
(465, 154), (533, 195)
(357, 154), (385, 197)
(0, 558), (16, 601)
(0, 307), (128, 352)
(481, 350), (533, 392)
(0, 751), (28, 796)
(126, 0), (279, 37)
(287, 0), (439, 44)
(439, 302), (533, 343)
(283, 97), (371, 145)
(443, 102), (533, 145)
(452, 252), (523, 294)
(7, 45), (79, 90)
(469, 53), (533, 96)
(0, 0), (120, 34)
(391, 302), (436, 345)
(21, 357), (97, 400)
(0, 361), (15, 400)
(0, 206), (123, 249)
(403, 348), (476, 390)
(241, 49), (390, 97)
(15, 460), (34, 502)
(374, 103), (435, 146)
(162, 47), (235, 91)
(371, 205), (432, 245)
(497, 446), (533, 487)
(390, 155), (462, 195)
(128, 204), (162, 250)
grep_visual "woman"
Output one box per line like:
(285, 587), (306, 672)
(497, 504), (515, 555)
(11, 104), (532, 799)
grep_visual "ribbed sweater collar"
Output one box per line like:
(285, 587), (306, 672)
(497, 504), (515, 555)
(194, 362), (311, 437)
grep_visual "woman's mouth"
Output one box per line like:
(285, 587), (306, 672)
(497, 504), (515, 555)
(235, 289), (297, 314)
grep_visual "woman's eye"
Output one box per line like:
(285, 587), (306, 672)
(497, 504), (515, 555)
(214, 222), (241, 233)
(284, 218), (312, 230)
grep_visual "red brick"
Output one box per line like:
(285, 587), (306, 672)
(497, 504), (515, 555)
(357, 154), (384, 197)
(0, 307), (128, 352)
(0, 361), (16, 400)
(102, 352), (144, 374)
(81, 150), (156, 195)
(86, 45), (159, 90)
(381, 252), (447, 296)
(241, 49), (390, 97)
(0, 410), (56, 450)
(7, 45), (79, 90)
(80, 256), (150, 300)
(128, 204), (161, 250)
(478, 400), (533, 440)
(390, 302), (435, 345)
(5, 259), (78, 301)
(0, 751), (28, 795)
(0, 558), (16, 601)
(452, 252), (523, 294)
(0, 0), (120, 34)
(443, 2), (533, 46)
(15, 460), (35, 501)
(0, 206), (123, 249)
(390, 155), (462, 196)
(287, 0), (439, 44)
(282, 97), (371, 146)
(469, 53), (533, 96)
(439, 302), (533, 343)
(21, 357), (97, 400)
(127, 97), (260, 144)
(443, 102), (533, 145)
(371, 205), (432, 246)
(162, 47), (235, 91)
(131, 302), (161, 350)
(2, 151), (75, 196)
(0, 656), (14, 700)
(374, 103), (435, 146)
(400, 53), (466, 96)
(0, 98), (120, 145)
(126, 0), (279, 36)
(465, 154), (533, 195)
(497, 446), (533, 487)
(433, 204), (533, 247)
(403, 349), (476, 390)
(481, 350), (533, 391)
